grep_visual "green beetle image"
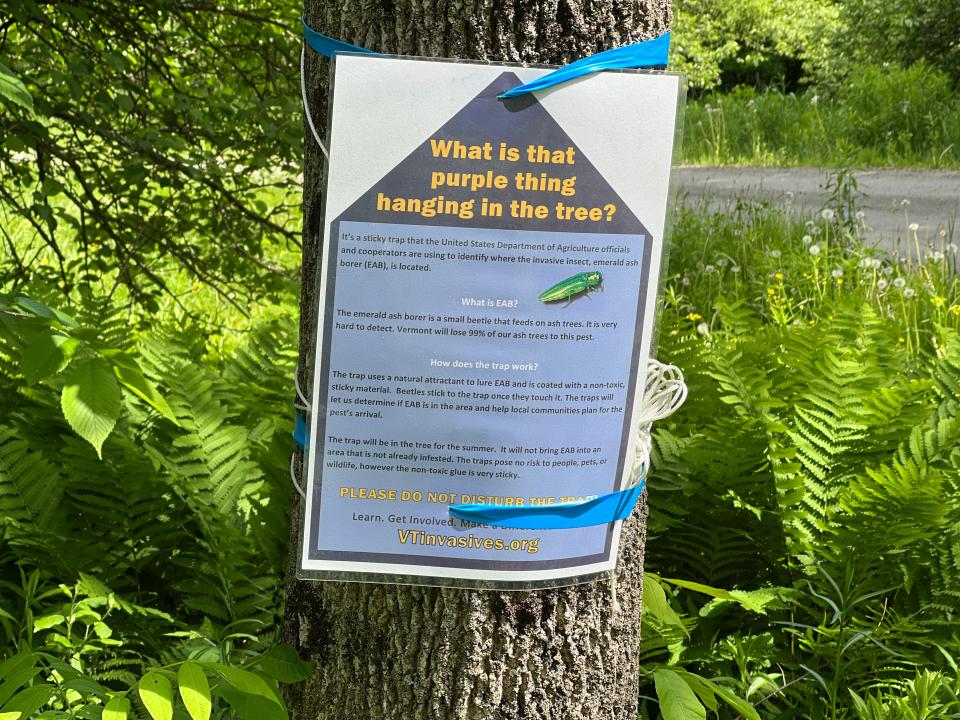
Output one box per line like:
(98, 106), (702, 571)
(538, 271), (603, 303)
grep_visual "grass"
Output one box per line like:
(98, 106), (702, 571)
(682, 63), (960, 168)
(664, 195), (960, 352)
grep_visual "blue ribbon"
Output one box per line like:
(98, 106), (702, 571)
(498, 33), (670, 98)
(293, 393), (644, 527)
(301, 18), (669, 98)
(449, 477), (646, 530)
(302, 17), (380, 58)
(293, 411), (307, 450)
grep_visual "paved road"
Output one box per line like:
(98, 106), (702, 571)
(675, 167), (960, 244)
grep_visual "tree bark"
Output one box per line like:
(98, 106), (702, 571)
(286, 1), (670, 717)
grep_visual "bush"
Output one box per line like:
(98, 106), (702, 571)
(671, 0), (841, 91)
(683, 63), (960, 167)
(838, 0), (960, 86)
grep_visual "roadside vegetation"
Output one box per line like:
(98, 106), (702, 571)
(641, 190), (960, 717)
(683, 64), (960, 167)
(674, 0), (960, 168)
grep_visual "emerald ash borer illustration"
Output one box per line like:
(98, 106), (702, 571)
(538, 271), (603, 303)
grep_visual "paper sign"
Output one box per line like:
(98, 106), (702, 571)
(300, 54), (682, 587)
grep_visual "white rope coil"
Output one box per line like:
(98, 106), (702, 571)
(629, 360), (688, 488)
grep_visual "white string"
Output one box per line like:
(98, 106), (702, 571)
(293, 366), (310, 499)
(290, 453), (306, 499)
(294, 365), (312, 412)
(300, 44), (330, 159)
(610, 575), (622, 613)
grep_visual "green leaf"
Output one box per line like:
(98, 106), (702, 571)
(61, 356), (122, 458)
(92, 621), (113, 639)
(12, 296), (77, 327)
(177, 663), (211, 720)
(0, 712), (21, 720)
(675, 672), (719, 713)
(137, 673), (173, 720)
(254, 645), (315, 684)
(642, 575), (687, 634)
(653, 669), (706, 720)
(0, 654), (40, 707)
(1, 685), (55, 717)
(213, 684), (287, 720)
(211, 664), (281, 705)
(76, 572), (111, 598)
(661, 578), (787, 615)
(728, 588), (786, 614)
(102, 696), (130, 720)
(103, 350), (178, 424)
(20, 330), (78, 384)
(32, 614), (65, 632)
(0, 61), (33, 113)
(61, 678), (109, 697)
(713, 685), (761, 720)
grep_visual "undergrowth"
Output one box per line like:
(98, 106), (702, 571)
(0, 288), (308, 717)
(4, 180), (960, 717)
(683, 64), (960, 168)
(639, 194), (960, 718)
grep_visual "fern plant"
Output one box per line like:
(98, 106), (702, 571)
(640, 200), (960, 718)
(0, 289), (303, 718)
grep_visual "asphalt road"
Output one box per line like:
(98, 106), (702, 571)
(675, 167), (960, 244)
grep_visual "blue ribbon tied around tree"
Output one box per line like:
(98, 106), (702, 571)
(448, 477), (646, 530)
(293, 411), (308, 452)
(299, 18), (665, 528)
(301, 17), (669, 99)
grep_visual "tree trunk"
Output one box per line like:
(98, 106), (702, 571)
(286, 1), (670, 718)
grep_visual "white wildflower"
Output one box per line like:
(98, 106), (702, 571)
(802, 235), (813, 245)
(903, 288), (915, 298)
(893, 277), (906, 288)
(855, 210), (866, 220)
(909, 222), (919, 232)
(831, 268), (843, 278)
(681, 276), (691, 286)
(716, 258), (728, 267)
(877, 279), (888, 290)
(770, 249), (782, 258)
(696, 322), (710, 335)
(731, 265), (741, 273)
(809, 244), (821, 256)
(900, 198), (911, 207)
(821, 208), (835, 221)
(704, 264), (716, 274)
